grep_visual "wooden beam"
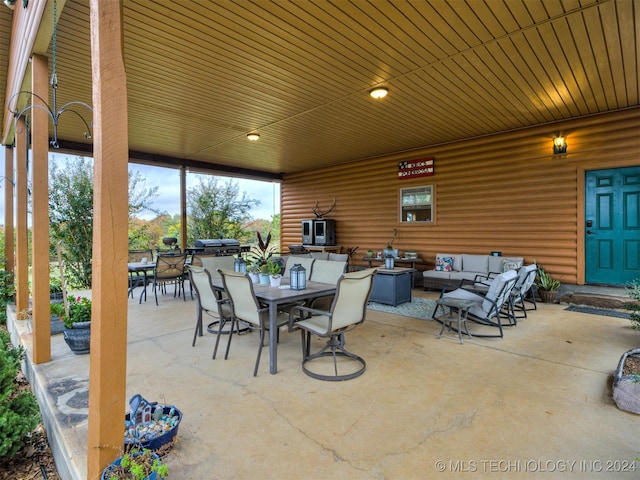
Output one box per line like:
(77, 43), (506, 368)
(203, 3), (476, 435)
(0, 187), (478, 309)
(4, 146), (14, 277)
(86, 0), (129, 477)
(14, 117), (28, 316)
(31, 53), (51, 364)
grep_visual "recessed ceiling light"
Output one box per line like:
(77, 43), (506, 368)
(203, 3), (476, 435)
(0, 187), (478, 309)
(247, 133), (260, 141)
(369, 87), (388, 99)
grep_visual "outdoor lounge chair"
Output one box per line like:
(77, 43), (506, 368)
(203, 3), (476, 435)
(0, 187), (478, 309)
(435, 269), (518, 338)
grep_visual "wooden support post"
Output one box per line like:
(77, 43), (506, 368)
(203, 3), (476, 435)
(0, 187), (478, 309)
(31, 53), (51, 364)
(14, 117), (28, 316)
(4, 146), (14, 277)
(87, 1), (129, 477)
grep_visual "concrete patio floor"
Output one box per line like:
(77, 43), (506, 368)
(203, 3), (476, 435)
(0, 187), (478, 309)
(7, 285), (639, 479)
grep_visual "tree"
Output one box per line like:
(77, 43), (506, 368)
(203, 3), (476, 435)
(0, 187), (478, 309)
(187, 176), (260, 245)
(49, 157), (159, 288)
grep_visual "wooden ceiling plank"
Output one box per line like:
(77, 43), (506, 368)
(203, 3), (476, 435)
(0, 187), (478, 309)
(614, 0), (639, 105)
(521, 26), (581, 118)
(580, 5), (618, 110)
(601, 0), (635, 107)
(538, 21), (590, 115)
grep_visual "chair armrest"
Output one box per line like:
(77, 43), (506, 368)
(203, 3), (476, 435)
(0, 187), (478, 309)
(290, 304), (329, 318)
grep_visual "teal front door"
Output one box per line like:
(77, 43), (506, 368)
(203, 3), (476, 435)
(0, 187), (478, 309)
(585, 167), (640, 286)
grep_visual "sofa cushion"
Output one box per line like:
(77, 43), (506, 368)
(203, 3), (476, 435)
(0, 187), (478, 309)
(436, 253), (462, 271)
(488, 255), (504, 274)
(328, 252), (349, 262)
(501, 257), (523, 272)
(435, 256), (455, 272)
(462, 254), (489, 273)
(310, 252), (329, 260)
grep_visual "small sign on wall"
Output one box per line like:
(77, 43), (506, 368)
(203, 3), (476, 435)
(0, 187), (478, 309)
(398, 157), (434, 179)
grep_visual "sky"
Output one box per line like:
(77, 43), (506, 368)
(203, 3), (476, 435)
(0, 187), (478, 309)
(0, 152), (281, 222)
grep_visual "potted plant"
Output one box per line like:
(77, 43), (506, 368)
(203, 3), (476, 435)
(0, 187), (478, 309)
(101, 447), (168, 480)
(258, 263), (270, 285)
(383, 228), (399, 258)
(246, 262), (260, 283)
(62, 296), (92, 354)
(49, 301), (66, 335)
(49, 275), (64, 301)
(535, 266), (560, 303)
(267, 259), (283, 287)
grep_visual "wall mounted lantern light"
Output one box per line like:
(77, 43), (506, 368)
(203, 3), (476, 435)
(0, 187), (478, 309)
(553, 135), (567, 155)
(369, 87), (388, 99)
(246, 133), (260, 141)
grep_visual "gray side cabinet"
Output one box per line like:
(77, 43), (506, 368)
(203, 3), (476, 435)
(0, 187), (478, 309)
(369, 268), (415, 306)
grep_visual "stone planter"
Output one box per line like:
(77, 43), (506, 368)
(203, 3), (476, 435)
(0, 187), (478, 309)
(63, 321), (91, 354)
(613, 347), (640, 414)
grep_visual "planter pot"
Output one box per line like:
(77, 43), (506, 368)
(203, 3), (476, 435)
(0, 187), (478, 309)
(28, 314), (65, 335)
(248, 272), (259, 283)
(538, 290), (557, 304)
(383, 248), (399, 258)
(101, 451), (162, 480)
(269, 275), (282, 287)
(259, 273), (270, 285)
(613, 348), (640, 414)
(365, 251), (374, 258)
(63, 321), (91, 354)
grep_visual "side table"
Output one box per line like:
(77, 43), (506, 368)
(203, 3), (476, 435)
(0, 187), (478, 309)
(435, 297), (475, 344)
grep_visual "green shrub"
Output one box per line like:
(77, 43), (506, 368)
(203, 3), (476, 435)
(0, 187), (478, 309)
(625, 279), (640, 330)
(0, 329), (41, 459)
(0, 262), (15, 326)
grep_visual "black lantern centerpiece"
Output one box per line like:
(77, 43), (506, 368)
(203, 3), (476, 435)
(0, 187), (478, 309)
(290, 263), (306, 290)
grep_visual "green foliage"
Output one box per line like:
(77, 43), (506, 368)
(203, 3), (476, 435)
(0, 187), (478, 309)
(0, 330), (41, 459)
(625, 279), (640, 330)
(248, 232), (274, 271)
(186, 176), (260, 245)
(267, 258), (282, 276)
(535, 265), (561, 291)
(0, 258), (15, 326)
(49, 157), (160, 288)
(106, 447), (168, 480)
(63, 296), (92, 328)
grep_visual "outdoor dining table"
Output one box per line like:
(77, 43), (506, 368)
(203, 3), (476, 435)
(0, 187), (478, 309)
(211, 277), (336, 374)
(128, 261), (155, 303)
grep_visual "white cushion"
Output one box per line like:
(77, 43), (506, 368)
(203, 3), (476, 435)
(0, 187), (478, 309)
(310, 252), (329, 260)
(462, 254), (489, 273)
(328, 252), (349, 262)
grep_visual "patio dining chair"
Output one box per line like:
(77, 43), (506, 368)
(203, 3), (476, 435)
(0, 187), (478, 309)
(128, 249), (153, 298)
(217, 269), (290, 376)
(187, 266), (233, 347)
(435, 269), (518, 338)
(152, 253), (188, 306)
(290, 268), (377, 381)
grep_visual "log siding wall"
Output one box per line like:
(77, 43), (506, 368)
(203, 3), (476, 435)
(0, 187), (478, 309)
(281, 108), (640, 285)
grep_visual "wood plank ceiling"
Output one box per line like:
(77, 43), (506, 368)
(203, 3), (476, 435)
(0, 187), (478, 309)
(1, 0), (638, 179)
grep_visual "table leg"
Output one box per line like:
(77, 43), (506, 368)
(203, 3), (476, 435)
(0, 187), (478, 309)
(138, 271), (148, 304)
(268, 302), (278, 374)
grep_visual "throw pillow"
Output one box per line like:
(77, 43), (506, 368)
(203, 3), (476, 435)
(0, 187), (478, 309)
(436, 256), (454, 272)
(502, 261), (520, 272)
